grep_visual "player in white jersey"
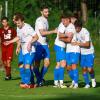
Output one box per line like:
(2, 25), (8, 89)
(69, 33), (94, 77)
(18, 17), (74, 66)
(72, 20), (96, 88)
(34, 6), (56, 86)
(53, 19), (67, 88)
(5, 13), (38, 88)
(59, 14), (80, 88)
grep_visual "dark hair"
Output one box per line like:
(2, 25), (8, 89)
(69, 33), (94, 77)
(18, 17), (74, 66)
(60, 12), (71, 21)
(71, 12), (79, 19)
(14, 12), (24, 21)
(74, 20), (83, 28)
(40, 5), (48, 11)
(1, 17), (9, 21)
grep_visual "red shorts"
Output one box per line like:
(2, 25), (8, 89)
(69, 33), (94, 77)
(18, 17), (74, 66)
(1, 44), (14, 62)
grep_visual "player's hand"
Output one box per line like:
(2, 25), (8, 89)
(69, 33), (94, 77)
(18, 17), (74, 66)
(27, 42), (32, 52)
(71, 42), (79, 46)
(54, 28), (58, 34)
(3, 41), (11, 46)
(16, 47), (20, 55)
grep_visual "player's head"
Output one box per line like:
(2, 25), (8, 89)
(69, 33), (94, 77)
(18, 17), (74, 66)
(13, 12), (23, 24)
(14, 13), (24, 28)
(74, 20), (82, 33)
(61, 13), (71, 27)
(40, 6), (49, 18)
(1, 17), (9, 27)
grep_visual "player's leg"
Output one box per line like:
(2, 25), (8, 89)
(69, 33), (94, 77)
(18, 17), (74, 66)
(71, 53), (80, 88)
(59, 60), (66, 88)
(18, 49), (25, 84)
(54, 45), (66, 88)
(33, 44), (42, 85)
(24, 53), (33, 85)
(66, 52), (74, 87)
(81, 55), (90, 88)
(5, 44), (14, 80)
(40, 45), (50, 84)
(53, 62), (60, 87)
(86, 54), (96, 87)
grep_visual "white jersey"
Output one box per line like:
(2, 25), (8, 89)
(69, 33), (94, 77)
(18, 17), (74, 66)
(65, 23), (80, 53)
(76, 28), (94, 55)
(17, 23), (36, 55)
(55, 23), (66, 48)
(35, 16), (49, 45)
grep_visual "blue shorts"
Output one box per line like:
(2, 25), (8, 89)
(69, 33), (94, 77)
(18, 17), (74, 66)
(18, 49), (23, 64)
(66, 52), (80, 66)
(34, 44), (50, 61)
(23, 53), (35, 65)
(80, 54), (95, 68)
(54, 45), (66, 62)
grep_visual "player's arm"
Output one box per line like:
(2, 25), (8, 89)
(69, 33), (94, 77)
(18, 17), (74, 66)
(39, 29), (57, 36)
(4, 36), (20, 45)
(72, 41), (90, 48)
(30, 33), (38, 44)
(16, 40), (21, 55)
(59, 32), (73, 43)
(27, 33), (38, 52)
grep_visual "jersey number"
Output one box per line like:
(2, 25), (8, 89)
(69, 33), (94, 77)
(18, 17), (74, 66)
(4, 34), (11, 39)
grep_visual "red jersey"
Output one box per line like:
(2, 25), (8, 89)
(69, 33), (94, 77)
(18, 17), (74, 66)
(0, 27), (17, 46)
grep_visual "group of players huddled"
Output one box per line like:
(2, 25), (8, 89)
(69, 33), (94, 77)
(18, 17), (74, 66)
(0, 6), (96, 89)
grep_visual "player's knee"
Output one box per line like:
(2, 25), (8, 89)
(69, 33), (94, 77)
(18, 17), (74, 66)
(66, 66), (71, 71)
(44, 60), (50, 67)
(7, 60), (11, 67)
(55, 62), (60, 68)
(25, 64), (30, 69)
(34, 61), (40, 67)
(60, 60), (66, 67)
(88, 68), (94, 73)
(82, 68), (87, 74)
(18, 62), (23, 68)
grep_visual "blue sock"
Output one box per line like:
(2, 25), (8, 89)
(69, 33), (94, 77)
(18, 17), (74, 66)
(89, 72), (95, 79)
(59, 67), (64, 80)
(33, 67), (41, 84)
(19, 67), (25, 83)
(68, 70), (74, 80)
(83, 73), (90, 85)
(24, 68), (31, 84)
(40, 66), (48, 81)
(30, 69), (34, 84)
(73, 69), (79, 84)
(54, 68), (59, 80)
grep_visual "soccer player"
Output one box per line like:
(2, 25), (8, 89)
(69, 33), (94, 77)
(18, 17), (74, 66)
(59, 14), (80, 88)
(0, 17), (17, 80)
(34, 6), (57, 86)
(53, 17), (67, 88)
(5, 13), (38, 88)
(72, 20), (96, 88)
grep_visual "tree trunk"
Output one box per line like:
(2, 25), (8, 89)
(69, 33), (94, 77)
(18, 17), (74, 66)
(81, 0), (87, 23)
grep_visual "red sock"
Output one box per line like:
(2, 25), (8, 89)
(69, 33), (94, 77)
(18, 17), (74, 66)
(6, 66), (11, 77)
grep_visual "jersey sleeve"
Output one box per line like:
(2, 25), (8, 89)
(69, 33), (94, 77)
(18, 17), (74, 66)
(36, 20), (44, 30)
(27, 26), (36, 37)
(84, 30), (90, 42)
(57, 23), (65, 33)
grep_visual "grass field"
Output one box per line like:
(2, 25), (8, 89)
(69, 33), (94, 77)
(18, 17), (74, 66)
(0, 36), (100, 100)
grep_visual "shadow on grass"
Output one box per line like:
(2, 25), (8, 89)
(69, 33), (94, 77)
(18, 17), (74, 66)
(11, 77), (21, 80)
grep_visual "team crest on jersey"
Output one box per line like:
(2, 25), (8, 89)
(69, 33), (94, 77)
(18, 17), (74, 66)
(8, 30), (11, 34)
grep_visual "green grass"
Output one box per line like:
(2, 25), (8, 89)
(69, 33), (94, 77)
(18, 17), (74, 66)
(0, 36), (100, 100)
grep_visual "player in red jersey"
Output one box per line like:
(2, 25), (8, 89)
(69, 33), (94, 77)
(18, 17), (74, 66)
(0, 17), (17, 80)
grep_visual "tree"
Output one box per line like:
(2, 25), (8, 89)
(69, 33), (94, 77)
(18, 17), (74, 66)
(81, 0), (87, 23)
